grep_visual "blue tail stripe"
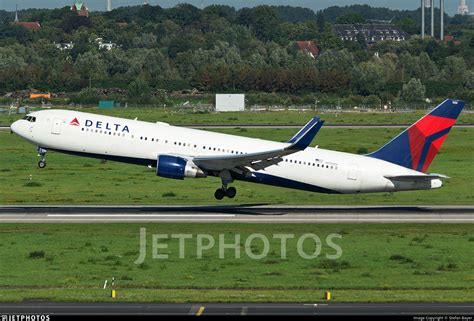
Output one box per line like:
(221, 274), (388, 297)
(416, 127), (452, 172)
(287, 117), (320, 144)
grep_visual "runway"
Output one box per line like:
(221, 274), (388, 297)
(0, 205), (473, 223)
(1, 302), (473, 315)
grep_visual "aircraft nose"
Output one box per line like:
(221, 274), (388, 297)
(10, 120), (20, 135)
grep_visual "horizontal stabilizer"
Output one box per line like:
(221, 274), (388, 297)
(384, 174), (449, 182)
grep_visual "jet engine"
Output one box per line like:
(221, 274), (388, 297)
(156, 155), (206, 180)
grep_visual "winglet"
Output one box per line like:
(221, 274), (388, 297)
(287, 117), (324, 150)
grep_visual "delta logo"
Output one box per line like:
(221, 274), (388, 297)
(71, 117), (130, 133)
(85, 119), (130, 133)
(70, 118), (80, 126)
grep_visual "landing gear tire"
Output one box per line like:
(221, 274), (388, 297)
(214, 188), (225, 200)
(226, 187), (236, 198)
(37, 147), (47, 169)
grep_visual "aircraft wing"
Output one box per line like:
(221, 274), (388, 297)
(193, 117), (324, 172)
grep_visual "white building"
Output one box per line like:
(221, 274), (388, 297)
(93, 37), (117, 51)
(215, 94), (245, 112)
(54, 42), (74, 50)
(458, 0), (469, 15)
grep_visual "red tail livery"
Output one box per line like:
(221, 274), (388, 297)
(368, 99), (464, 172)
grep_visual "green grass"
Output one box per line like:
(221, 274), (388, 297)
(1, 107), (473, 126)
(0, 223), (473, 302)
(2, 289), (474, 303)
(0, 127), (473, 205)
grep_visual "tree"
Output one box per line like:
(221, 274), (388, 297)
(318, 24), (343, 50)
(443, 56), (467, 82)
(316, 11), (325, 33)
(75, 52), (107, 88)
(237, 6), (280, 42)
(316, 49), (353, 72)
(127, 78), (151, 102)
(402, 78), (425, 102)
(335, 12), (365, 24)
(351, 61), (386, 96)
(166, 3), (201, 26)
(132, 33), (158, 48)
(60, 12), (91, 33)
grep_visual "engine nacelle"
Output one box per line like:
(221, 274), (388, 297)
(156, 155), (206, 180)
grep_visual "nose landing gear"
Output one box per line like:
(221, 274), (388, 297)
(37, 147), (47, 169)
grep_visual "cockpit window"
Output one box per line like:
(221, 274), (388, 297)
(22, 115), (36, 122)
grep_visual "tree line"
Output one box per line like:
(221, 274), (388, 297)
(0, 4), (473, 105)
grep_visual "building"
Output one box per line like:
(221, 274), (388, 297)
(458, 0), (469, 15)
(99, 42), (116, 51)
(294, 41), (319, 59)
(215, 94), (245, 112)
(14, 21), (41, 30)
(334, 24), (408, 44)
(71, 1), (89, 17)
(93, 38), (117, 51)
(54, 42), (74, 51)
(444, 35), (462, 46)
(12, 6), (41, 30)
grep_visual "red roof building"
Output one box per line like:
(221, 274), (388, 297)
(295, 41), (319, 59)
(444, 35), (461, 46)
(14, 21), (41, 30)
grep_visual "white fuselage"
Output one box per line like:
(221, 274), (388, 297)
(11, 109), (442, 194)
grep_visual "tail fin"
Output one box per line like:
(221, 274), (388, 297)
(368, 99), (464, 172)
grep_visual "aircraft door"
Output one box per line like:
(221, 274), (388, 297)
(347, 166), (359, 181)
(51, 118), (61, 135)
(347, 164), (362, 192)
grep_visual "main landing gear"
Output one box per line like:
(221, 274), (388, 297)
(214, 170), (237, 200)
(37, 147), (47, 169)
(214, 186), (236, 200)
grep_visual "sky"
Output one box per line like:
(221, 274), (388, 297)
(0, 0), (469, 16)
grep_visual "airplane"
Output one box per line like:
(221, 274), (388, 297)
(10, 99), (464, 200)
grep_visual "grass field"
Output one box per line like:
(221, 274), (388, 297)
(0, 223), (473, 303)
(1, 107), (473, 127)
(1, 127), (473, 205)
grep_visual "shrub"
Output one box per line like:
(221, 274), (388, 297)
(389, 254), (414, 263)
(357, 147), (368, 154)
(29, 250), (45, 259)
(318, 259), (351, 271)
(162, 192), (176, 197)
(24, 181), (43, 187)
